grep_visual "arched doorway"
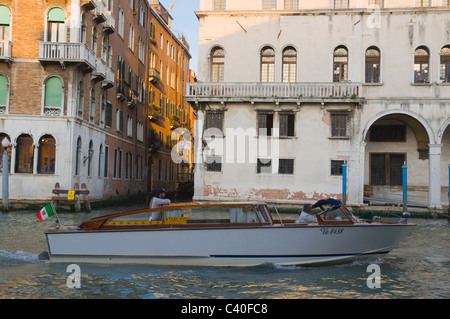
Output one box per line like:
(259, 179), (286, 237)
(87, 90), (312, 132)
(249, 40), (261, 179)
(362, 111), (436, 207)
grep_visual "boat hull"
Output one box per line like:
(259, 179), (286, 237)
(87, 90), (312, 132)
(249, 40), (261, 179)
(46, 223), (415, 266)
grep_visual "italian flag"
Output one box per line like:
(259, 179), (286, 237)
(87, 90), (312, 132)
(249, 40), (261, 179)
(36, 204), (55, 222)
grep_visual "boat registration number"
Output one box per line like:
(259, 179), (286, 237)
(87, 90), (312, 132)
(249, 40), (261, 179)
(320, 228), (344, 235)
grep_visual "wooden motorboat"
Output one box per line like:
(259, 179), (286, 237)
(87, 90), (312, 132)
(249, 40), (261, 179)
(44, 199), (415, 266)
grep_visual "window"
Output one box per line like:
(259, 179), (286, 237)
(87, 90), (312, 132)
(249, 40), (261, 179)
(211, 47), (225, 82)
(370, 125), (406, 142)
(263, 0), (277, 10)
(414, 46), (430, 83)
(205, 111), (224, 131)
(368, 0), (383, 7)
(370, 153), (405, 186)
(128, 24), (134, 50)
(47, 7), (65, 42)
(88, 140), (93, 176)
(0, 74), (8, 113)
(257, 113), (274, 136)
(92, 26), (97, 53)
(118, 8), (124, 37)
(0, 5), (11, 41)
(440, 45), (450, 83)
(415, 0), (430, 7)
(365, 46), (380, 83)
(284, 0), (298, 10)
(279, 159), (294, 174)
(127, 115), (133, 137)
(279, 113), (295, 137)
(116, 108), (123, 132)
(15, 134), (34, 174)
(77, 81), (84, 116)
(206, 156), (222, 172)
(215, 0), (226, 10)
(44, 76), (63, 112)
(38, 135), (56, 174)
(257, 158), (272, 174)
(331, 113), (347, 137)
(333, 46), (348, 82)
(282, 47), (297, 83)
(443, 0), (450, 6)
(331, 160), (345, 176)
(89, 88), (95, 122)
(75, 137), (81, 175)
(261, 46), (275, 82)
(105, 101), (112, 127)
(334, 0), (349, 8)
(98, 144), (103, 177)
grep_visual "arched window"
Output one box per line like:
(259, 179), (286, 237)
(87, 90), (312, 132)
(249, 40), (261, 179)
(88, 140), (93, 176)
(440, 45), (450, 83)
(282, 46), (297, 83)
(0, 74), (8, 113)
(333, 46), (348, 82)
(414, 46), (429, 83)
(260, 46), (275, 82)
(365, 46), (380, 83)
(0, 5), (11, 41)
(89, 88), (95, 122)
(15, 134), (34, 174)
(210, 47), (225, 82)
(38, 135), (56, 174)
(44, 76), (63, 108)
(75, 137), (81, 175)
(0, 133), (11, 171)
(47, 7), (65, 42)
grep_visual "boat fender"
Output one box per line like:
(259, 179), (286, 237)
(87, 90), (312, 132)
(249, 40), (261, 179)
(38, 251), (50, 260)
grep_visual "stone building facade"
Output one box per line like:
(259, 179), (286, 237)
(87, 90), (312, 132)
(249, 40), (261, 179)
(186, 0), (450, 208)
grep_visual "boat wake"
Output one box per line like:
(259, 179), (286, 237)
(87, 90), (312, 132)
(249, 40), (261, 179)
(0, 249), (48, 264)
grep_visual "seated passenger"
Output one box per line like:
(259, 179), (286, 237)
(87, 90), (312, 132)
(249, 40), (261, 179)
(296, 204), (317, 224)
(149, 188), (171, 221)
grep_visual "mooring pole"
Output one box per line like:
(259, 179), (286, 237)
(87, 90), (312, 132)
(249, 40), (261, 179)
(342, 162), (347, 206)
(1, 138), (10, 211)
(402, 162), (407, 213)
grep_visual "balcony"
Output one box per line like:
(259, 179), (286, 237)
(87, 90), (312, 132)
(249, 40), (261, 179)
(185, 82), (364, 105)
(38, 42), (95, 71)
(149, 68), (160, 83)
(92, 58), (106, 82)
(148, 104), (162, 121)
(102, 65), (115, 88)
(93, 0), (106, 23)
(103, 11), (116, 34)
(116, 79), (129, 101)
(81, 0), (96, 11)
(0, 40), (12, 64)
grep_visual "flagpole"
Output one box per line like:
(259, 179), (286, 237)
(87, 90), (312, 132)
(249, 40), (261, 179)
(51, 202), (62, 228)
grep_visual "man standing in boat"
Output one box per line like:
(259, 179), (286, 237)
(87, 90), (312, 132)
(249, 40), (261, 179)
(296, 204), (317, 224)
(149, 188), (171, 221)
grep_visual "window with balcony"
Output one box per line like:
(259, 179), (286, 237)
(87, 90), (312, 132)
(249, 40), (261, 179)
(44, 76), (63, 114)
(365, 46), (380, 83)
(333, 46), (348, 82)
(46, 7), (65, 42)
(282, 46), (297, 83)
(440, 45), (450, 83)
(334, 0), (349, 9)
(415, 0), (430, 7)
(261, 46), (275, 82)
(414, 46), (430, 83)
(284, 0), (298, 10)
(38, 135), (56, 174)
(0, 5), (11, 42)
(0, 74), (8, 114)
(210, 47), (225, 82)
(263, 0), (277, 10)
(15, 134), (34, 174)
(215, 0), (226, 10)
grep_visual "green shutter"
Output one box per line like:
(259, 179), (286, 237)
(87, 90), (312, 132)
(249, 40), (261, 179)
(0, 75), (7, 106)
(0, 5), (10, 25)
(45, 77), (63, 107)
(48, 7), (65, 22)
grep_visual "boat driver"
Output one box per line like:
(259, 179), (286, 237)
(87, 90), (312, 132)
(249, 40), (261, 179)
(296, 204), (317, 224)
(149, 188), (171, 221)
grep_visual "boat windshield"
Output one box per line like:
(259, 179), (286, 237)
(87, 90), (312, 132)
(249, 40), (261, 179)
(103, 204), (272, 227)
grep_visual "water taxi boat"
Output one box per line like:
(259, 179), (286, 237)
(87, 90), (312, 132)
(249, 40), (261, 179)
(44, 199), (415, 266)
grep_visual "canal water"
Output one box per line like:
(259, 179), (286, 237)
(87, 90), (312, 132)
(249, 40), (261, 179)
(0, 204), (449, 299)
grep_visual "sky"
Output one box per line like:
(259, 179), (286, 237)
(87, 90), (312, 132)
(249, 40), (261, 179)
(158, 0), (200, 74)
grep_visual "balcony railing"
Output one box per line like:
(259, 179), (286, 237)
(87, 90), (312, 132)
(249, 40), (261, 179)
(102, 65), (115, 88)
(92, 58), (106, 81)
(103, 11), (116, 34)
(0, 40), (12, 61)
(38, 42), (96, 70)
(149, 68), (160, 83)
(186, 82), (363, 102)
